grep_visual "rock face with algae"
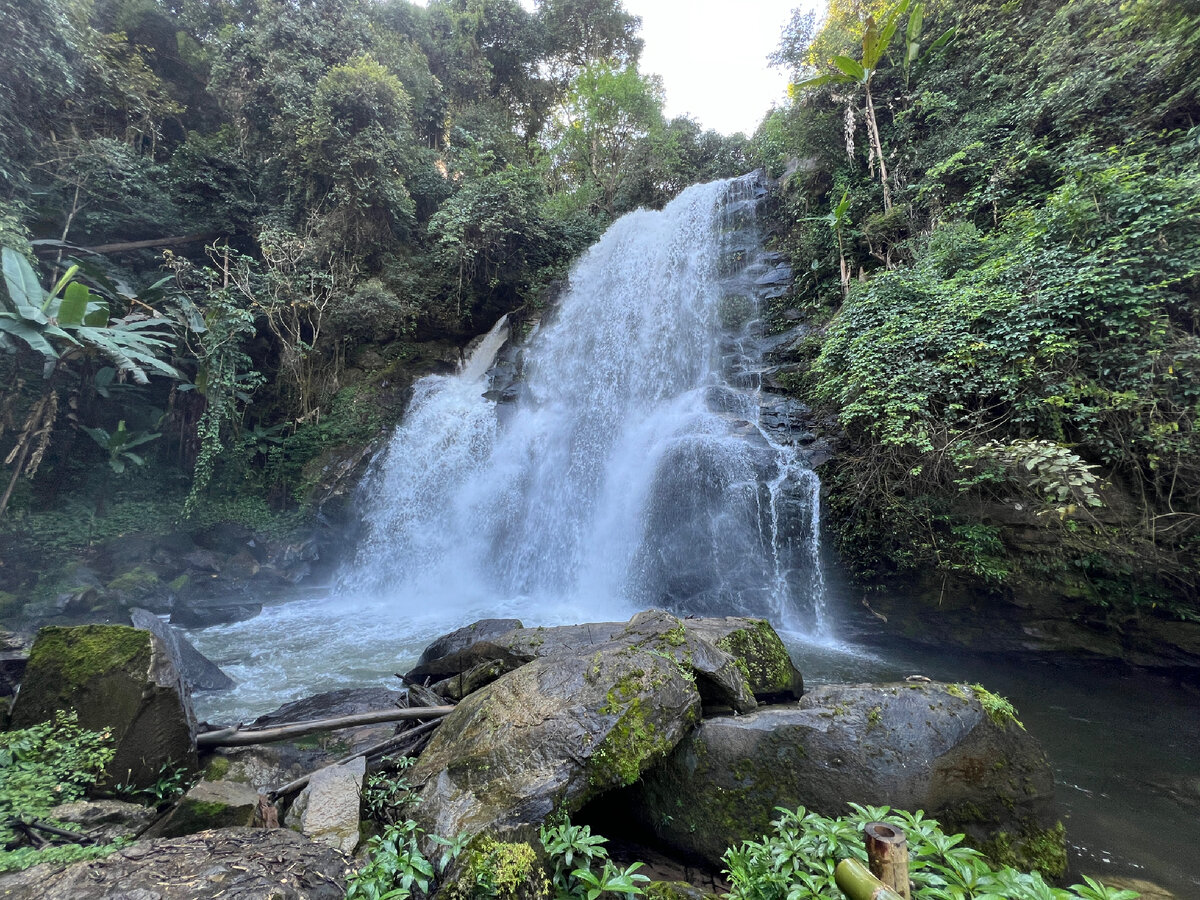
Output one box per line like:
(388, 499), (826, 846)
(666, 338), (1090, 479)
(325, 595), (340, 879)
(10, 624), (198, 789)
(630, 681), (1062, 876)
(406, 609), (806, 848)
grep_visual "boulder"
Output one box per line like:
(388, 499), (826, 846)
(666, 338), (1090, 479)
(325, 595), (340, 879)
(409, 613), (799, 706)
(130, 608), (234, 692)
(0, 827), (352, 899)
(285, 756), (366, 854)
(10, 625), (198, 790)
(107, 566), (174, 614)
(170, 601), (262, 629)
(632, 682), (1061, 875)
(249, 687), (405, 726)
(406, 618), (526, 681)
(673, 617), (803, 701)
(46, 799), (157, 844)
(407, 612), (707, 847)
(147, 779), (262, 838)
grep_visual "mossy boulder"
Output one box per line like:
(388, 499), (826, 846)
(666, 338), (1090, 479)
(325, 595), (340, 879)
(407, 612), (705, 849)
(680, 617), (804, 701)
(631, 681), (1061, 875)
(148, 779), (261, 837)
(408, 611), (796, 709)
(10, 625), (198, 790)
(107, 566), (173, 614)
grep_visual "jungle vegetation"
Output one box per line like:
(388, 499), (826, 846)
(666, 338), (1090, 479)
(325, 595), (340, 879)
(759, 0), (1200, 624)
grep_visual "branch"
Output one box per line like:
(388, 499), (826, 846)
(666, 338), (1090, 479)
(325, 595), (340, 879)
(196, 706), (455, 748)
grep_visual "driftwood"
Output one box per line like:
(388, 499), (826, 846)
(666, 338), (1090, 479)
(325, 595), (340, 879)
(12, 817), (94, 845)
(267, 718), (443, 801)
(196, 706), (455, 748)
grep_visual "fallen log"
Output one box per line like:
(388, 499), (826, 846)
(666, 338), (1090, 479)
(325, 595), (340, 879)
(196, 706), (454, 748)
(268, 718), (443, 801)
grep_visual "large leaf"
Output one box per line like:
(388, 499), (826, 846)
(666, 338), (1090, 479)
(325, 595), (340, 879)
(57, 282), (90, 326)
(833, 56), (867, 82)
(789, 73), (845, 95)
(862, 16), (881, 72)
(905, 2), (925, 69)
(0, 314), (58, 363)
(83, 300), (110, 327)
(1, 247), (48, 325)
(74, 321), (181, 384)
(875, 0), (912, 69)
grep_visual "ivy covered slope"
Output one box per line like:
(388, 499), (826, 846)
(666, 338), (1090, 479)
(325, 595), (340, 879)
(758, 0), (1200, 660)
(0, 0), (748, 593)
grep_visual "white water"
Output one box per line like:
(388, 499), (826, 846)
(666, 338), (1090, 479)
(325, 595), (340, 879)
(192, 177), (831, 722)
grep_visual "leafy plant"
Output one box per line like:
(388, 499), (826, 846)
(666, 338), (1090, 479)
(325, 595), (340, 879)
(346, 820), (437, 900)
(0, 712), (121, 873)
(722, 804), (1108, 900)
(81, 420), (162, 474)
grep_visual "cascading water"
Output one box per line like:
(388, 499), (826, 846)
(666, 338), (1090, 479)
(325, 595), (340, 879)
(341, 175), (828, 633)
(190, 175), (830, 723)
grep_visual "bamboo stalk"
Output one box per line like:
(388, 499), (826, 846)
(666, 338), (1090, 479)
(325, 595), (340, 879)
(196, 706), (454, 747)
(834, 858), (905, 900)
(863, 822), (910, 899)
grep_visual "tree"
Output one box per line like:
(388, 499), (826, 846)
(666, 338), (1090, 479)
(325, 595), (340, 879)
(551, 61), (664, 216)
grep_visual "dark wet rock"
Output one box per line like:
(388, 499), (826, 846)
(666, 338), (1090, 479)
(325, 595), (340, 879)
(431, 657), (522, 702)
(407, 618), (525, 681)
(633, 681), (1060, 874)
(130, 608), (234, 692)
(146, 779), (261, 838)
(11, 625), (198, 790)
(170, 601), (263, 629)
(407, 612), (708, 847)
(250, 687), (404, 726)
(0, 827), (352, 899)
(107, 566), (174, 614)
(0, 646), (27, 697)
(47, 799), (157, 844)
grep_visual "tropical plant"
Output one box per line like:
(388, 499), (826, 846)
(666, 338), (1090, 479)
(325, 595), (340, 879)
(723, 804), (1122, 900)
(0, 247), (181, 517)
(790, 0), (952, 211)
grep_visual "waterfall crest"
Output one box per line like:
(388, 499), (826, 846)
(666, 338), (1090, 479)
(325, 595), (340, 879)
(341, 176), (827, 634)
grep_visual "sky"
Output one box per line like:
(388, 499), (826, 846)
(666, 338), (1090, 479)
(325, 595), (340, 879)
(625, 0), (824, 136)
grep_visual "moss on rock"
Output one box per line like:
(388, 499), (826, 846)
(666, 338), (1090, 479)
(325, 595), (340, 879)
(445, 836), (549, 900)
(713, 619), (802, 699)
(977, 821), (1067, 878)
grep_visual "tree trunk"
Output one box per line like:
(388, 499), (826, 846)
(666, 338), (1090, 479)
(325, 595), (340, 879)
(196, 705), (455, 747)
(863, 86), (893, 212)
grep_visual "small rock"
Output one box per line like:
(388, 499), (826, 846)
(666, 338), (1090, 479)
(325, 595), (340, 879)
(148, 779), (262, 838)
(286, 756), (366, 854)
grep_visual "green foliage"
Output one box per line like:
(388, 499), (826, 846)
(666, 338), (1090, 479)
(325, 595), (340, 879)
(722, 805), (1109, 900)
(81, 420), (162, 474)
(0, 711), (120, 872)
(346, 820), (441, 900)
(539, 819), (647, 900)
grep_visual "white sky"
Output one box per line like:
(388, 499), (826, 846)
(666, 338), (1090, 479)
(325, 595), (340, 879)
(410, 0), (827, 138)
(626, 0), (824, 136)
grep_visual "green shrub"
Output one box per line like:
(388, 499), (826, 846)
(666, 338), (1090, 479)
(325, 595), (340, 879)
(0, 711), (124, 872)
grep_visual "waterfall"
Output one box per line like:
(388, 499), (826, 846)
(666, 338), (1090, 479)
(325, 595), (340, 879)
(341, 176), (828, 635)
